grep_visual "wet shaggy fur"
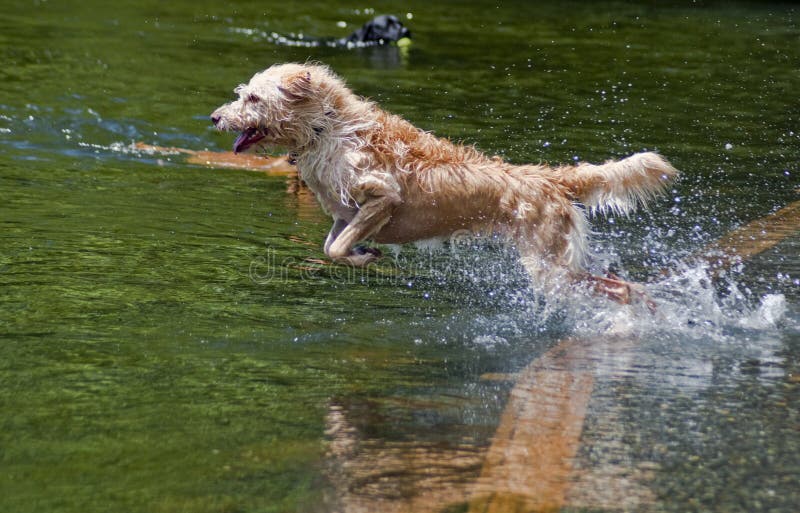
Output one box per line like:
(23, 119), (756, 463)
(211, 63), (678, 301)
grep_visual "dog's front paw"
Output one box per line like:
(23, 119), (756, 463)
(336, 245), (382, 267)
(353, 245), (382, 258)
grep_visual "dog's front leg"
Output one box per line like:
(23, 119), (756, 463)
(325, 194), (396, 267)
(324, 218), (348, 255)
(325, 217), (381, 265)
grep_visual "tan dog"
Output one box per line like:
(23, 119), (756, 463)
(211, 63), (677, 304)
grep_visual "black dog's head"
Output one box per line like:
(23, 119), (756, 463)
(346, 15), (411, 44)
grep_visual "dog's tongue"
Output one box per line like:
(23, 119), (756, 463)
(233, 128), (264, 153)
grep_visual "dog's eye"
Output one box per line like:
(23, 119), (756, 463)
(246, 93), (261, 103)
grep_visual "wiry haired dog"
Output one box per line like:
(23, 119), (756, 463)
(211, 63), (678, 304)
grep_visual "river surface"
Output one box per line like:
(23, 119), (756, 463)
(1, 1), (799, 512)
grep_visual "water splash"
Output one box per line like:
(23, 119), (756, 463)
(229, 26), (400, 49)
(400, 237), (791, 350)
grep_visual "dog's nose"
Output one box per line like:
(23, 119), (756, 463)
(211, 114), (221, 126)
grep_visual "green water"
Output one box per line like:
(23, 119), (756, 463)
(1, 1), (799, 512)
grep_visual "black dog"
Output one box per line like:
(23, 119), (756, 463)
(340, 15), (411, 45)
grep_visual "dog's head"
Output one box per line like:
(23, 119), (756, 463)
(211, 63), (356, 152)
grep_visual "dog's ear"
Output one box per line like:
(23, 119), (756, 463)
(278, 70), (312, 102)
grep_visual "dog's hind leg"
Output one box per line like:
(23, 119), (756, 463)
(583, 272), (657, 312)
(519, 246), (656, 311)
(584, 273), (632, 304)
(517, 248), (573, 297)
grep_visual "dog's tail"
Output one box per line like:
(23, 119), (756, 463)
(560, 152), (678, 216)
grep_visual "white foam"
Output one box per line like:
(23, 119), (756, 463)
(413, 241), (790, 345)
(739, 293), (787, 329)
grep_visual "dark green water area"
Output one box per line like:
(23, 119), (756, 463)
(1, 1), (799, 512)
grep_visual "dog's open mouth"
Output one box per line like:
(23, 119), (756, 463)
(233, 127), (266, 153)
